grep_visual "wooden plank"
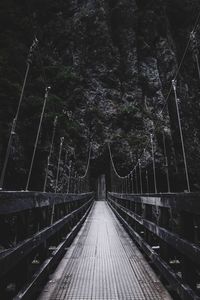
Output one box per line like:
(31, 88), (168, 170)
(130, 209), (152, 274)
(0, 197), (94, 278)
(0, 192), (93, 215)
(13, 202), (93, 300)
(109, 192), (200, 214)
(108, 197), (200, 266)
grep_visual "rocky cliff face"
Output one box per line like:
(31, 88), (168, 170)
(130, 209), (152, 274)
(1, 0), (200, 191)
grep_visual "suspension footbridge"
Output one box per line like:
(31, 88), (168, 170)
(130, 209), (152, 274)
(1, 8), (200, 300)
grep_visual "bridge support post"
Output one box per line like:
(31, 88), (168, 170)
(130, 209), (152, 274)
(158, 207), (170, 263)
(143, 204), (152, 245)
(135, 203), (142, 234)
(180, 211), (197, 290)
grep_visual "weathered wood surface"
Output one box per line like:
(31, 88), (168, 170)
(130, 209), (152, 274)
(110, 192), (200, 214)
(0, 192), (94, 299)
(0, 191), (93, 214)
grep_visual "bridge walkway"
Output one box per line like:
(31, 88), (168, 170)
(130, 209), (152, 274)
(38, 201), (171, 300)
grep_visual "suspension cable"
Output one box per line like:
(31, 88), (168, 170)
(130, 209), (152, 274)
(25, 86), (51, 191)
(108, 143), (124, 179)
(43, 116), (58, 192)
(79, 144), (92, 179)
(110, 9), (200, 181)
(0, 38), (38, 190)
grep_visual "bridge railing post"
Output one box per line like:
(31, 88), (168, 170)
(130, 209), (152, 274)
(158, 207), (170, 264)
(180, 211), (197, 289)
(143, 203), (152, 245)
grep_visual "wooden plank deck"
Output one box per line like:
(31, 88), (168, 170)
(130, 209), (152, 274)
(38, 201), (172, 300)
